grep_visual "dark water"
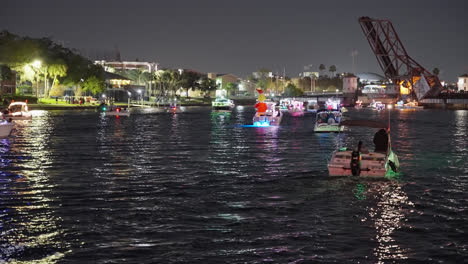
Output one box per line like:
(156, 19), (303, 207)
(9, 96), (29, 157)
(0, 107), (467, 263)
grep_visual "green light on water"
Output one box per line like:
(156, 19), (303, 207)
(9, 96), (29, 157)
(353, 183), (367, 200)
(385, 170), (402, 181)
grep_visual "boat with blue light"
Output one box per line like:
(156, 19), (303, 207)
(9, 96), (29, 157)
(252, 101), (282, 126)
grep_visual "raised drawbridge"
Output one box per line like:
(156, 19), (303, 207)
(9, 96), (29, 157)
(358, 16), (443, 100)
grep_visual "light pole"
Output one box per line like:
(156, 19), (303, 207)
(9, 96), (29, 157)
(31, 60), (42, 98)
(127, 91), (131, 108)
(137, 89), (142, 106)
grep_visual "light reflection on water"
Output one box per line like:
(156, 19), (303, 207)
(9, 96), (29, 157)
(1, 111), (68, 263)
(0, 107), (466, 263)
(360, 182), (414, 263)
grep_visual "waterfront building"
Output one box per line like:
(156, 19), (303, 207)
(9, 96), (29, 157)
(207, 73), (240, 97)
(342, 74), (358, 94)
(104, 71), (144, 101)
(299, 71), (319, 78)
(0, 70), (16, 94)
(95, 60), (158, 73)
(95, 60), (158, 97)
(356, 72), (387, 85)
(457, 74), (468, 92)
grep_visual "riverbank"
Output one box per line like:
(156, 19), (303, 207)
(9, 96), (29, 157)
(17, 98), (257, 110)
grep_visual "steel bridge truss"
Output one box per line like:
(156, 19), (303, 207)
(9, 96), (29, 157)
(358, 17), (442, 98)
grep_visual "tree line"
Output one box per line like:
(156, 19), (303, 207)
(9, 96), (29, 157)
(0, 31), (219, 100)
(0, 31), (106, 97)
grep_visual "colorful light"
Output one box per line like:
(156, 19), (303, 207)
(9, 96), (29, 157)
(253, 121), (270, 127)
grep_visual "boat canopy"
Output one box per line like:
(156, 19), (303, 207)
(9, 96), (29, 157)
(340, 120), (387, 129)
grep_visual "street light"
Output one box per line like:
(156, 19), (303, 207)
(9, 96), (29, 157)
(127, 92), (131, 108)
(137, 89), (142, 105)
(31, 60), (42, 98)
(32, 60), (41, 69)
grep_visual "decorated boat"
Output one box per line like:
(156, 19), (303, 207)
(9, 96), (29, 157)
(370, 100), (385, 111)
(212, 97), (235, 110)
(355, 100), (363, 109)
(395, 100), (424, 109)
(287, 100), (305, 117)
(252, 101), (282, 126)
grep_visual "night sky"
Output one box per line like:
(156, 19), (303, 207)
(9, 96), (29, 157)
(2, 0), (468, 81)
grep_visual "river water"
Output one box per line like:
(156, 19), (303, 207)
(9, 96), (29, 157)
(0, 107), (466, 263)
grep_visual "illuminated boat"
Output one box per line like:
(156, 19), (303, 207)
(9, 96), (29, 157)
(370, 100), (385, 111)
(395, 100), (424, 109)
(252, 101), (282, 126)
(104, 107), (130, 116)
(279, 99), (291, 112)
(314, 109), (344, 133)
(167, 104), (182, 113)
(327, 120), (399, 178)
(355, 100), (363, 109)
(212, 97), (234, 110)
(0, 120), (14, 138)
(1, 102), (32, 120)
(287, 100), (305, 117)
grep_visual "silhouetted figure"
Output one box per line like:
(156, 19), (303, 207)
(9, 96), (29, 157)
(373, 129), (389, 153)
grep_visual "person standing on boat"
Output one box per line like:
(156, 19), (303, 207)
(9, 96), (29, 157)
(373, 129), (389, 153)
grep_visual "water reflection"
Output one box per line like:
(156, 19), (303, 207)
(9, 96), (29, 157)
(453, 110), (467, 153)
(362, 181), (414, 262)
(1, 112), (68, 263)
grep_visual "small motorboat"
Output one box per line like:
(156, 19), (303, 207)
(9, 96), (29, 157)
(97, 103), (130, 116)
(104, 107), (130, 116)
(212, 97), (235, 110)
(355, 100), (363, 109)
(314, 109), (344, 133)
(327, 120), (399, 178)
(0, 120), (14, 138)
(395, 100), (424, 110)
(167, 104), (182, 114)
(370, 100), (385, 111)
(253, 101), (282, 126)
(287, 100), (305, 117)
(1, 102), (32, 120)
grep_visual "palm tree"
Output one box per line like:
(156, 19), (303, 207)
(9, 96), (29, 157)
(319, 64), (326, 76)
(329, 65), (337, 78)
(432, 67), (440, 76)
